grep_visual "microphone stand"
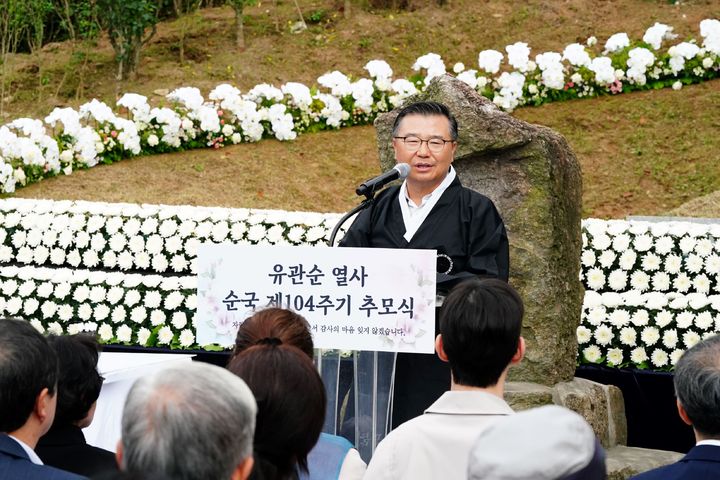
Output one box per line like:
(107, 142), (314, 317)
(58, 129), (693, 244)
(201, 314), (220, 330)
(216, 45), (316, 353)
(327, 194), (375, 247)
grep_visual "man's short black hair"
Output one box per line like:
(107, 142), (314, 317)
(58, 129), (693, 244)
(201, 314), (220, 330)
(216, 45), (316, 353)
(0, 318), (58, 432)
(391, 101), (459, 140)
(439, 278), (523, 388)
(47, 333), (104, 426)
(674, 334), (720, 438)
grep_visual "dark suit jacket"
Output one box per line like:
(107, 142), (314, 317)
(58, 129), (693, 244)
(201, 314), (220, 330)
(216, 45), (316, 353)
(36, 425), (117, 477)
(631, 444), (720, 479)
(0, 433), (86, 480)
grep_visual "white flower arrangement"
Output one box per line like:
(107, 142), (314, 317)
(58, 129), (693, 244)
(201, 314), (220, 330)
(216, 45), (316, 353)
(0, 19), (719, 194)
(579, 218), (720, 371)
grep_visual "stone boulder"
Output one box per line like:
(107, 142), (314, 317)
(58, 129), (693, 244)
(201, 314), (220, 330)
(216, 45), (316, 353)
(374, 75), (583, 385)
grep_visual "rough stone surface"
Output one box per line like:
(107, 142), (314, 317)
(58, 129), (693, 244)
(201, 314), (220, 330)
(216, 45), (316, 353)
(606, 446), (683, 480)
(607, 383), (628, 447)
(504, 381), (554, 411)
(374, 75), (583, 385)
(553, 378), (610, 448)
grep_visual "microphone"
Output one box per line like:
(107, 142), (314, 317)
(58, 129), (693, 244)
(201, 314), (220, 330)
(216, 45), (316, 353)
(356, 163), (411, 197)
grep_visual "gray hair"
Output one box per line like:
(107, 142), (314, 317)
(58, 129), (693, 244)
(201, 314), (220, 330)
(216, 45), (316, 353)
(674, 334), (720, 438)
(121, 362), (257, 480)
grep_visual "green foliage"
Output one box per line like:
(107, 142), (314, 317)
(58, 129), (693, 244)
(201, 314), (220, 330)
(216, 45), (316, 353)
(96, 0), (159, 80)
(225, 0), (257, 14)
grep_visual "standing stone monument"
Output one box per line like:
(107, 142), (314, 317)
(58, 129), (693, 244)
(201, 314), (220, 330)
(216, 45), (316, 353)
(375, 75), (583, 385)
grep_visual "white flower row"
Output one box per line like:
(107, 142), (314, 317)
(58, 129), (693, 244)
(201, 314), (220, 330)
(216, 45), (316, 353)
(0, 264), (197, 348)
(0, 198), (341, 274)
(578, 289), (720, 370)
(0, 19), (718, 193)
(581, 218), (720, 294)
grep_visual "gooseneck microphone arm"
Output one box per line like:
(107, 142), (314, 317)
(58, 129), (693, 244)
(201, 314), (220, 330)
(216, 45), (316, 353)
(328, 163), (411, 247)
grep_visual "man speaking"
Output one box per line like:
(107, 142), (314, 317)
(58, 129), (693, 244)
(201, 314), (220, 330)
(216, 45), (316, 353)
(340, 100), (509, 427)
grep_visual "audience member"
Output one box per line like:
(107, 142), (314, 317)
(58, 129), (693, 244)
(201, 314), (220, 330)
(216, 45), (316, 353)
(363, 278), (525, 479)
(228, 338), (326, 480)
(631, 334), (720, 479)
(118, 362), (256, 480)
(36, 334), (116, 476)
(467, 405), (606, 480)
(231, 308), (366, 479)
(0, 318), (85, 479)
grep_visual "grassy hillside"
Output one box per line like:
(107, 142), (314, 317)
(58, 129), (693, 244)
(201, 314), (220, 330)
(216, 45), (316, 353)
(4, 0), (720, 217)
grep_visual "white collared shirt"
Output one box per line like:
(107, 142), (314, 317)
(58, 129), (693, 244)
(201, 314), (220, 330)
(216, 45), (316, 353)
(8, 434), (44, 465)
(398, 166), (456, 242)
(696, 439), (720, 447)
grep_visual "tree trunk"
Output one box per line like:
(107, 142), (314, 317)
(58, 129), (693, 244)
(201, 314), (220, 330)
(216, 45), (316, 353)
(235, 8), (245, 50)
(344, 0), (351, 18)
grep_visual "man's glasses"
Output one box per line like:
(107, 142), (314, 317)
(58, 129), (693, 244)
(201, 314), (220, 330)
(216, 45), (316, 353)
(393, 136), (454, 153)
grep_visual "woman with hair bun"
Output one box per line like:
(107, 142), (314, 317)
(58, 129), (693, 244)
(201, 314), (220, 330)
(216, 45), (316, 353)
(229, 308), (366, 480)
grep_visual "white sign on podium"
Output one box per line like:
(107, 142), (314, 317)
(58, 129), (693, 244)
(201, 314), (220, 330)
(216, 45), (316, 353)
(196, 245), (437, 354)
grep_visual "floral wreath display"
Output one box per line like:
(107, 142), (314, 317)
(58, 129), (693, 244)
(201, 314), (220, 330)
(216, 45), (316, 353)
(0, 19), (718, 193)
(1, 197), (718, 371)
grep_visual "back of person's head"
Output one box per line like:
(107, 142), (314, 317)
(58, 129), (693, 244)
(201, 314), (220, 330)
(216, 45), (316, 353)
(674, 334), (720, 438)
(439, 278), (523, 388)
(227, 340), (326, 479)
(467, 405), (606, 480)
(391, 100), (459, 140)
(233, 308), (314, 359)
(120, 362), (257, 480)
(0, 318), (58, 433)
(46, 333), (103, 428)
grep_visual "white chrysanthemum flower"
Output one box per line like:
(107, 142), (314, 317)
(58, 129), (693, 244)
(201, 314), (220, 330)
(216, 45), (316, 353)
(619, 326), (637, 346)
(586, 307), (606, 326)
(652, 272), (671, 291)
(141, 217), (159, 235)
(640, 326), (660, 346)
(116, 324), (133, 343)
(705, 255), (720, 274)
(606, 348), (624, 366)
(171, 255), (188, 272)
(581, 250), (596, 267)
(95, 304), (110, 321)
(598, 250), (616, 268)
(179, 329), (195, 347)
(662, 329), (679, 349)
(130, 306), (147, 324)
(56, 304), (73, 322)
(150, 310), (167, 326)
(695, 311), (714, 330)
(41, 301), (58, 319)
(673, 273), (692, 293)
(619, 250), (637, 270)
(586, 268), (606, 290)
(5, 297), (22, 315)
(631, 310), (649, 327)
(582, 345), (602, 363)
(135, 252), (151, 269)
(576, 325), (592, 344)
(171, 311), (188, 329)
(137, 327), (151, 346)
(695, 238), (713, 257)
(152, 254), (169, 273)
(608, 270), (627, 291)
(157, 326), (174, 345)
(47, 322), (64, 336)
(679, 236), (696, 254)
(164, 291), (185, 310)
(145, 290), (162, 309)
(98, 324), (113, 341)
(640, 253), (661, 272)
(124, 290), (140, 306)
(111, 306), (127, 324)
(676, 311), (695, 329)
(610, 309), (631, 328)
(73, 285), (90, 303)
(107, 286), (124, 304)
(683, 330), (701, 349)
(686, 254), (704, 273)
(664, 254), (683, 274)
(634, 234), (653, 252)
(654, 236), (674, 255)
(611, 234), (631, 252)
(630, 347), (648, 364)
(693, 274), (711, 294)
(630, 271), (650, 291)
(165, 235), (183, 254)
(594, 325), (613, 346)
(77, 303), (93, 320)
(650, 349), (669, 368)
(23, 298), (39, 315)
(591, 233), (611, 250)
